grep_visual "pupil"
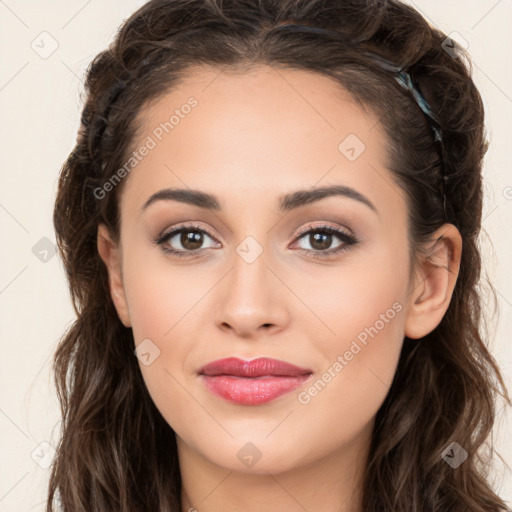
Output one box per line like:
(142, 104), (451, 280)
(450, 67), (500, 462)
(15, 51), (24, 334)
(181, 231), (203, 250)
(311, 232), (331, 250)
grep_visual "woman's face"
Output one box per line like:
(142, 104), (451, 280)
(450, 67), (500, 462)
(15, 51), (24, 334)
(98, 64), (435, 475)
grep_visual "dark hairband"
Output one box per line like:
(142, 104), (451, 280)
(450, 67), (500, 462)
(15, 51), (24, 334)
(275, 22), (451, 221)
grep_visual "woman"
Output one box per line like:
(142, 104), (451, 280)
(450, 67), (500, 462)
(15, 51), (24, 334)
(48, 0), (511, 510)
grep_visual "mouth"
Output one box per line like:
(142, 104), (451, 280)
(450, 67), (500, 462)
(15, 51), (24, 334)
(198, 357), (313, 405)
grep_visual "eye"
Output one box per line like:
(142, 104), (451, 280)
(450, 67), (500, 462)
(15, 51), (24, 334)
(290, 224), (359, 259)
(154, 222), (359, 260)
(154, 224), (220, 258)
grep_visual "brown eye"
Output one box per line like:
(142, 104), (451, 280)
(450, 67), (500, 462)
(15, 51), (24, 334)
(155, 224), (220, 257)
(308, 232), (334, 251)
(180, 230), (204, 251)
(292, 225), (359, 259)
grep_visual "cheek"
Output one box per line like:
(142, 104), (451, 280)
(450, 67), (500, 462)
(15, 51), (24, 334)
(299, 238), (408, 351)
(295, 247), (408, 436)
(121, 255), (203, 427)
(122, 251), (215, 344)
(121, 251), (219, 409)
(293, 296), (405, 462)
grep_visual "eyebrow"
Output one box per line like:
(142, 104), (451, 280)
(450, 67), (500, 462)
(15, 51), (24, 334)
(141, 185), (378, 215)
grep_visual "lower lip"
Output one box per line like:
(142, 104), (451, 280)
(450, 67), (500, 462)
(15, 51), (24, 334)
(200, 374), (311, 405)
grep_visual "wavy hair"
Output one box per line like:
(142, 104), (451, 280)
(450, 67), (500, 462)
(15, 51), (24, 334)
(49, 0), (511, 510)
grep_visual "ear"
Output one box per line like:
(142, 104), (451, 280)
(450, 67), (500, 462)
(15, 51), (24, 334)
(97, 223), (131, 327)
(404, 224), (462, 339)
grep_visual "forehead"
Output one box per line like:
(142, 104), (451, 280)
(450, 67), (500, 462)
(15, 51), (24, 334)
(119, 64), (402, 222)
(135, 63), (381, 150)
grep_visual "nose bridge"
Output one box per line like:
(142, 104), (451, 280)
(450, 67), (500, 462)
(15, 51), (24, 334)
(212, 230), (289, 334)
(227, 235), (273, 306)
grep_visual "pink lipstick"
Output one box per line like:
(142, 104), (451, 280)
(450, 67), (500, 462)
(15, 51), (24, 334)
(198, 357), (313, 405)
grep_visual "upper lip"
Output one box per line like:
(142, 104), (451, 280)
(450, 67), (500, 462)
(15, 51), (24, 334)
(198, 357), (313, 377)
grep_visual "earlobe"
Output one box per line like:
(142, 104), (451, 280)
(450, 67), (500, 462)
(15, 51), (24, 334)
(97, 223), (132, 327)
(404, 224), (462, 340)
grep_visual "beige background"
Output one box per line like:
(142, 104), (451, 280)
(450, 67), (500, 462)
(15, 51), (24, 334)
(0, 0), (510, 510)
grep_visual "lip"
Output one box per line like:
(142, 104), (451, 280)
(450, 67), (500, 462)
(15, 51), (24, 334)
(198, 357), (313, 405)
(198, 357), (312, 377)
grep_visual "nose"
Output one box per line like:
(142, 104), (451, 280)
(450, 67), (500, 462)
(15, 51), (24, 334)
(213, 250), (290, 339)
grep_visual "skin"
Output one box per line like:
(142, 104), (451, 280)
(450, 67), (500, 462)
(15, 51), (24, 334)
(97, 64), (462, 512)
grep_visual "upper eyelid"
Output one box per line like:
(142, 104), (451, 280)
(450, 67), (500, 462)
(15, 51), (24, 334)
(294, 222), (355, 239)
(158, 223), (217, 239)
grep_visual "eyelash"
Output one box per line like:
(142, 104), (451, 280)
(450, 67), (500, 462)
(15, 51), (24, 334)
(154, 223), (359, 259)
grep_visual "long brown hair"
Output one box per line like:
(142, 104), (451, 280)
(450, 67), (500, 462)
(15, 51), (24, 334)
(49, 0), (511, 510)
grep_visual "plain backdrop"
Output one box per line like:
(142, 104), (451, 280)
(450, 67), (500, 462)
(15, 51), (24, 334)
(0, 1), (511, 510)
